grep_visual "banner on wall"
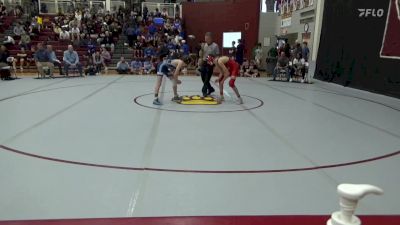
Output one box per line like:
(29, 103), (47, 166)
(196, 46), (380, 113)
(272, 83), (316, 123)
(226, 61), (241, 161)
(380, 0), (400, 59)
(315, 0), (400, 98)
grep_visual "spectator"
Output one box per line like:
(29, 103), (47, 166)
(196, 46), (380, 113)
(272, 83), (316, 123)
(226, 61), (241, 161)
(101, 31), (115, 53)
(59, 29), (70, 41)
(13, 47), (28, 73)
(75, 10), (82, 28)
(229, 41), (236, 60)
(180, 40), (189, 57)
(3, 36), (15, 48)
(272, 52), (290, 81)
(236, 39), (244, 65)
(92, 51), (103, 75)
(302, 41), (310, 62)
(143, 57), (154, 75)
(254, 43), (263, 68)
(243, 60), (260, 78)
(0, 45), (13, 80)
(290, 53), (306, 83)
(13, 3), (24, 17)
(84, 58), (96, 76)
(100, 47), (111, 72)
(63, 45), (83, 77)
(284, 43), (291, 58)
(86, 38), (96, 56)
(47, 45), (64, 75)
(240, 59), (250, 76)
(70, 25), (80, 42)
(294, 42), (302, 58)
(130, 58), (143, 74)
(13, 23), (25, 37)
(144, 44), (156, 58)
(18, 32), (31, 50)
(126, 25), (136, 47)
(26, 46), (36, 69)
(0, 3), (6, 18)
(148, 22), (157, 36)
(154, 8), (161, 17)
(34, 43), (54, 78)
(116, 57), (130, 74)
(161, 8), (169, 18)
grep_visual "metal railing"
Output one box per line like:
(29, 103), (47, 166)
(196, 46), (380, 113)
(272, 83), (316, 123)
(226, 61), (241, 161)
(110, 1), (125, 13)
(279, 0), (314, 17)
(1, 0), (21, 10)
(36, 0), (125, 15)
(141, 2), (182, 19)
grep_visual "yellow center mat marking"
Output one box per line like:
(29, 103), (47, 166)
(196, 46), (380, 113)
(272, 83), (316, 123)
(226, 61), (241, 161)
(179, 95), (220, 105)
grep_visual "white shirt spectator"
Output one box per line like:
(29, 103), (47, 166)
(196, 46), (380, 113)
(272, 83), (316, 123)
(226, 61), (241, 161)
(75, 12), (82, 21)
(4, 36), (15, 45)
(71, 27), (80, 34)
(60, 31), (70, 40)
(293, 57), (305, 67)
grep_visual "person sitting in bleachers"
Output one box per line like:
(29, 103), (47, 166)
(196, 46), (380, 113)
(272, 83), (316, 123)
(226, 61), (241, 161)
(3, 36), (15, 48)
(272, 52), (290, 81)
(53, 24), (62, 41)
(116, 57), (130, 74)
(100, 47), (111, 72)
(19, 32), (31, 50)
(12, 3), (23, 17)
(63, 45), (83, 77)
(0, 45), (13, 80)
(13, 23), (25, 38)
(84, 58), (96, 76)
(59, 29), (70, 42)
(101, 31), (115, 53)
(34, 43), (54, 78)
(143, 43), (156, 59)
(130, 58), (143, 75)
(70, 25), (80, 42)
(12, 47), (28, 73)
(143, 57), (154, 75)
(0, 3), (6, 19)
(47, 45), (64, 76)
(92, 51), (103, 75)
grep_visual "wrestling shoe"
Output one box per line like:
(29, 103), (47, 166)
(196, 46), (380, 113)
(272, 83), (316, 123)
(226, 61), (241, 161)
(171, 96), (181, 102)
(237, 97), (243, 105)
(153, 98), (162, 105)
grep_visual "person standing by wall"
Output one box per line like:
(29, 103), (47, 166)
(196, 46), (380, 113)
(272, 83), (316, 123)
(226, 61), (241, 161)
(200, 32), (219, 97)
(254, 43), (263, 68)
(302, 41), (310, 62)
(235, 39), (244, 65)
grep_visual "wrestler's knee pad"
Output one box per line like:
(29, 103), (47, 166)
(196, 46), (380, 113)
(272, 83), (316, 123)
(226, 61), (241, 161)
(229, 79), (236, 88)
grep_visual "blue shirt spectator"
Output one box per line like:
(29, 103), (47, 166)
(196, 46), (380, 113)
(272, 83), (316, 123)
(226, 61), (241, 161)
(181, 42), (190, 56)
(63, 45), (83, 76)
(148, 24), (157, 35)
(143, 60), (152, 70)
(126, 26), (135, 36)
(167, 42), (176, 51)
(63, 48), (79, 65)
(34, 47), (51, 62)
(144, 46), (155, 58)
(131, 59), (142, 69)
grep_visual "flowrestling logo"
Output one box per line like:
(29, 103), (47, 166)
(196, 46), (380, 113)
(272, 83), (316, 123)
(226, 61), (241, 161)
(358, 8), (385, 17)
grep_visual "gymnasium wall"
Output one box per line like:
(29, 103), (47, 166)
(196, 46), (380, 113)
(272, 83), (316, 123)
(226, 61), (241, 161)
(182, 0), (261, 59)
(315, 0), (400, 98)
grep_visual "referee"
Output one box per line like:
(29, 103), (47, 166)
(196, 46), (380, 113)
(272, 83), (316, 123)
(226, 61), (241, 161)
(200, 32), (220, 97)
